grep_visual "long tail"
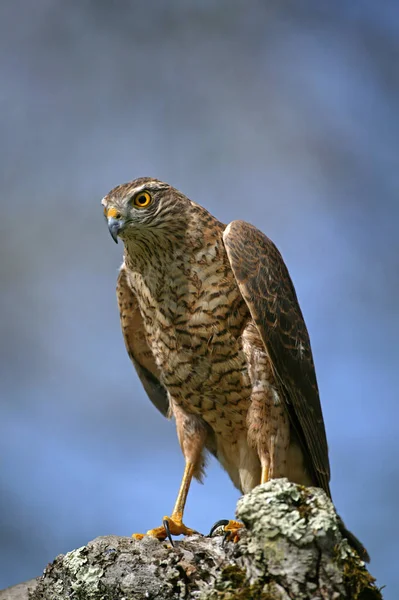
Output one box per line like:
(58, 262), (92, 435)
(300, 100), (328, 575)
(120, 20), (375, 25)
(337, 515), (370, 562)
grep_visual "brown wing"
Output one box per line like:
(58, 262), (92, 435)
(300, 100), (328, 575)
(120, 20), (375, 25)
(223, 220), (331, 496)
(116, 265), (169, 417)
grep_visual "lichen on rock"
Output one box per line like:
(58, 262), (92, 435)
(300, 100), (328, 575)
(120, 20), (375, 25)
(23, 479), (382, 600)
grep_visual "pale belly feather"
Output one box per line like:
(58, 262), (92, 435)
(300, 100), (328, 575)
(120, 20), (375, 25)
(128, 253), (311, 494)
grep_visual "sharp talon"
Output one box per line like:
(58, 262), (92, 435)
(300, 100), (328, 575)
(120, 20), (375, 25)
(137, 517), (196, 542)
(163, 519), (175, 547)
(210, 519), (244, 544)
(209, 519), (230, 537)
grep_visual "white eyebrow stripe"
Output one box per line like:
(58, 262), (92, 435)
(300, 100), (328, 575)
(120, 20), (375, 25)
(129, 184), (147, 195)
(128, 181), (162, 195)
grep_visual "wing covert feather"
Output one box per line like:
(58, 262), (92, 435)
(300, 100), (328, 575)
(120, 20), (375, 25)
(116, 265), (169, 417)
(223, 220), (331, 495)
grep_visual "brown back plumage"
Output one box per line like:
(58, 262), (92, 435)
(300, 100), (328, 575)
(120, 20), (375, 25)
(223, 220), (331, 497)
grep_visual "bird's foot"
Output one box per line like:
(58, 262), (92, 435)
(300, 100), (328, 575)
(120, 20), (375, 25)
(132, 513), (198, 546)
(209, 519), (244, 543)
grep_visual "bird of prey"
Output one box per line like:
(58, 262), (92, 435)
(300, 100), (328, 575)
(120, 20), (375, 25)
(102, 177), (369, 561)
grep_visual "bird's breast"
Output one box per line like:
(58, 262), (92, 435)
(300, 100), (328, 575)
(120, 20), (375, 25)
(128, 258), (253, 433)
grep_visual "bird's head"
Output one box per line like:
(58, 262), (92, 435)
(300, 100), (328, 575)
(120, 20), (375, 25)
(101, 177), (193, 245)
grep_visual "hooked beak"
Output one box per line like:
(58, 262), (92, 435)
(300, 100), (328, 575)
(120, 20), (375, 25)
(107, 216), (123, 244)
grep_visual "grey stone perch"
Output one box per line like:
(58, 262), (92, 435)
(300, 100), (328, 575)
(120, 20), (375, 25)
(1, 479), (382, 600)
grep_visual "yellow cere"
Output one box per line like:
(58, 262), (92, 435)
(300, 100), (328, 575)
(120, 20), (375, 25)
(106, 207), (121, 219)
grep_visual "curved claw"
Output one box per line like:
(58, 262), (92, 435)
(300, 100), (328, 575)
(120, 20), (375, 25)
(133, 516), (197, 544)
(209, 519), (244, 543)
(209, 519), (230, 537)
(163, 518), (175, 547)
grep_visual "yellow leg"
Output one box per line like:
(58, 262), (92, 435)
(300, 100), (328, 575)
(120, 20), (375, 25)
(169, 460), (194, 522)
(261, 464), (269, 485)
(132, 461), (197, 541)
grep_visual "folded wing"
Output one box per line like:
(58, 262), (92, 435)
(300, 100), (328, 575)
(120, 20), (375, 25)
(223, 220), (331, 496)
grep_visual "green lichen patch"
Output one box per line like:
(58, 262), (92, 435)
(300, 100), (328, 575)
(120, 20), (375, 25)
(63, 546), (88, 576)
(55, 544), (105, 599)
(218, 564), (247, 589)
(199, 564), (277, 600)
(341, 552), (383, 600)
(294, 486), (314, 521)
(236, 478), (340, 548)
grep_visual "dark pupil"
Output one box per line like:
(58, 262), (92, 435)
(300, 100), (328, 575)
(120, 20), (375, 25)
(138, 195), (146, 204)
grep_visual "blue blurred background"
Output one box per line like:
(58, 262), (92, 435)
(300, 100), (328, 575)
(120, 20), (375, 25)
(1, 0), (397, 596)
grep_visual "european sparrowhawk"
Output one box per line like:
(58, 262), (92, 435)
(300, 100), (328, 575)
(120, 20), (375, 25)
(102, 177), (368, 562)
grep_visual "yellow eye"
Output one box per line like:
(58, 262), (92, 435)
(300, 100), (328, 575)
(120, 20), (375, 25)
(133, 190), (152, 208)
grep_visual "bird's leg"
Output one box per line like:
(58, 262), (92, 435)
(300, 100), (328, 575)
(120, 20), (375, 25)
(132, 460), (198, 543)
(261, 456), (270, 484)
(132, 407), (206, 543)
(161, 460), (197, 537)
